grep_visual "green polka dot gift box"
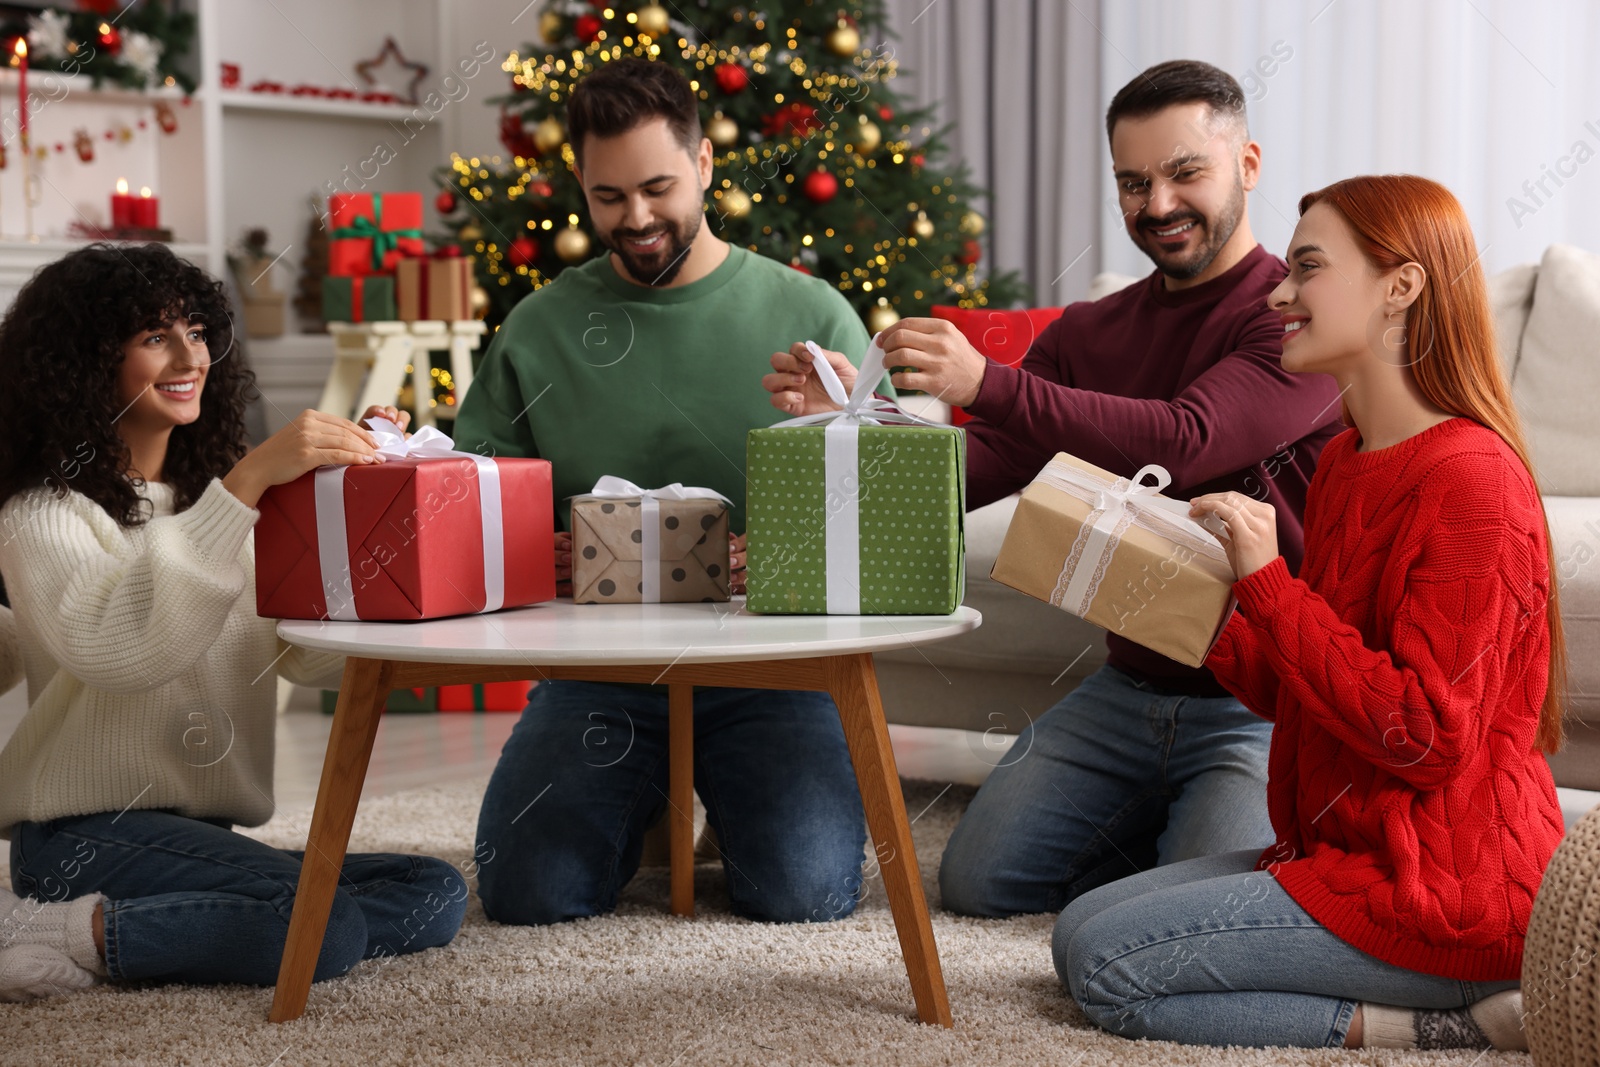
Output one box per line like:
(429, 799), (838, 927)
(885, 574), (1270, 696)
(570, 480), (732, 603)
(745, 424), (966, 615)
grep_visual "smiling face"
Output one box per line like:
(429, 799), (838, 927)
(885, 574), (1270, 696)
(1111, 102), (1259, 284)
(115, 315), (210, 438)
(1269, 201), (1405, 375)
(575, 117), (714, 287)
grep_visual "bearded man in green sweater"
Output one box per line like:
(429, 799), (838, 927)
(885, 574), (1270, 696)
(452, 57), (874, 925)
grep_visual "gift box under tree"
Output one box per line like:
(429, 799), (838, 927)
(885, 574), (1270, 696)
(396, 253), (475, 321)
(990, 452), (1236, 667)
(321, 274), (396, 323)
(745, 340), (965, 615)
(327, 191), (425, 276)
(255, 420), (556, 621)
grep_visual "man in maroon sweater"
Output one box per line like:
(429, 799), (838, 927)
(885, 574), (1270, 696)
(765, 61), (1344, 916)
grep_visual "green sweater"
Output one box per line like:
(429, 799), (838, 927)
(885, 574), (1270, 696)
(452, 245), (873, 533)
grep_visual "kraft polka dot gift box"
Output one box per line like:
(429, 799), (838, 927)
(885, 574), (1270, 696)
(743, 337), (965, 616)
(570, 477), (732, 604)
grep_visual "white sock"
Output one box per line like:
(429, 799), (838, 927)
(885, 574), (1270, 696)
(1361, 1001), (1490, 1050)
(0, 944), (99, 1002)
(1469, 989), (1527, 1051)
(0, 887), (108, 976)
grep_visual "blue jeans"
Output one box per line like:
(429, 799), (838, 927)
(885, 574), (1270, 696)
(1054, 850), (1519, 1047)
(940, 664), (1274, 916)
(475, 682), (867, 925)
(9, 810), (466, 986)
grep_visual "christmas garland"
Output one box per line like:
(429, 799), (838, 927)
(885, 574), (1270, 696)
(9, 2), (196, 94)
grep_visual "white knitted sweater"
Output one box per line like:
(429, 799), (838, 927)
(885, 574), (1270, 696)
(0, 479), (344, 838)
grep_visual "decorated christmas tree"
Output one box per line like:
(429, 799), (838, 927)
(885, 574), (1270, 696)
(435, 0), (1028, 329)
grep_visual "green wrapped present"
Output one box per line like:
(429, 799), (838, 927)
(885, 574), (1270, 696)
(745, 339), (965, 615)
(321, 274), (396, 324)
(319, 686), (435, 714)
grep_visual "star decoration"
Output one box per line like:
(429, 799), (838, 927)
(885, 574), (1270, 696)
(355, 36), (428, 105)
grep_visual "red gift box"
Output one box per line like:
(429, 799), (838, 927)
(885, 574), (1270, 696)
(254, 454), (556, 621)
(327, 191), (425, 277)
(438, 680), (536, 712)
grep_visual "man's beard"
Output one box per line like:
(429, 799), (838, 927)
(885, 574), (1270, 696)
(602, 210), (701, 287)
(1131, 176), (1245, 281)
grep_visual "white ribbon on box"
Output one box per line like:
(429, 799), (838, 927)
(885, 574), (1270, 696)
(313, 417), (504, 621)
(581, 476), (733, 603)
(1034, 458), (1229, 616)
(772, 335), (940, 614)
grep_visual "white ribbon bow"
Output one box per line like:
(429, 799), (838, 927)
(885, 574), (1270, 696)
(581, 476), (731, 603)
(1037, 460), (1227, 616)
(312, 417), (505, 621)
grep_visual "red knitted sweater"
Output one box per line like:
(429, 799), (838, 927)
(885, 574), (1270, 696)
(1207, 417), (1564, 981)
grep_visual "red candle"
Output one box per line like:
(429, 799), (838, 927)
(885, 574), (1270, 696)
(133, 186), (159, 229)
(111, 177), (136, 229)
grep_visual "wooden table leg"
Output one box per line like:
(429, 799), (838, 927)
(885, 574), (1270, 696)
(269, 657), (394, 1023)
(824, 653), (953, 1028)
(668, 683), (695, 918)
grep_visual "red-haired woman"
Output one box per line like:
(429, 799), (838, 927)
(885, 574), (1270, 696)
(1053, 175), (1565, 1051)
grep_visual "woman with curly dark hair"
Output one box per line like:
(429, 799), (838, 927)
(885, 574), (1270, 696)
(0, 244), (465, 1001)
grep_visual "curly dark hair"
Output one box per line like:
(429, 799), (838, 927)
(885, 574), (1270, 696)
(0, 243), (252, 525)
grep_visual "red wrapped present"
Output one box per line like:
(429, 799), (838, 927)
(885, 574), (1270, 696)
(396, 253), (474, 321)
(327, 191), (425, 276)
(255, 421), (556, 621)
(438, 680), (536, 712)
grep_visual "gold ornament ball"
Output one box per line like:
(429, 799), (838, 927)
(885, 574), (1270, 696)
(854, 119), (881, 153)
(534, 116), (567, 154)
(826, 19), (861, 57)
(707, 113), (739, 149)
(539, 10), (563, 43)
(555, 225), (592, 263)
(470, 285), (490, 319)
(720, 187), (752, 219)
(911, 210), (936, 241)
(960, 210), (986, 236)
(867, 303), (901, 334)
(460, 223), (484, 242)
(636, 3), (671, 36)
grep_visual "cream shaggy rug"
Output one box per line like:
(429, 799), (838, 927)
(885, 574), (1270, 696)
(0, 780), (1530, 1067)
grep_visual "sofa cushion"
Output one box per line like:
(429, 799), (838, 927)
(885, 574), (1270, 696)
(1488, 261), (1538, 380)
(930, 306), (1064, 425)
(1513, 244), (1600, 496)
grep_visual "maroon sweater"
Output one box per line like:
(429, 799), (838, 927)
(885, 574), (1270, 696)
(963, 245), (1344, 694)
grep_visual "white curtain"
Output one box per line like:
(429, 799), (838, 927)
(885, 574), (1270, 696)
(882, 0), (1600, 301)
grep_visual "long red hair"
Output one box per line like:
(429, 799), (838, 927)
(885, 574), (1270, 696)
(1299, 175), (1565, 753)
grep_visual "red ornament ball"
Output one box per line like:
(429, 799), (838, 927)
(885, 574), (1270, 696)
(878, 105), (894, 121)
(508, 237), (540, 268)
(713, 63), (748, 94)
(911, 153), (926, 169)
(530, 180), (554, 197)
(575, 14), (602, 43)
(434, 190), (457, 214)
(788, 261), (812, 275)
(97, 24), (122, 54)
(958, 239), (982, 265)
(802, 170), (839, 204)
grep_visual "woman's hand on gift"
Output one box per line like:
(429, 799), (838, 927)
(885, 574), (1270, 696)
(765, 342), (855, 417)
(554, 530), (573, 598)
(877, 319), (989, 408)
(729, 532), (747, 595)
(1189, 492), (1279, 580)
(222, 410), (381, 508)
(360, 404), (411, 436)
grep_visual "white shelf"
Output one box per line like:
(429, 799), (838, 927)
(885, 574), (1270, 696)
(218, 91), (432, 123)
(0, 69), (190, 106)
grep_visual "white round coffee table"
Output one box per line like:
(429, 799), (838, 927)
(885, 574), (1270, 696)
(270, 599), (981, 1028)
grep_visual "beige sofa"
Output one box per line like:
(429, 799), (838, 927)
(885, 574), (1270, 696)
(877, 244), (1600, 793)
